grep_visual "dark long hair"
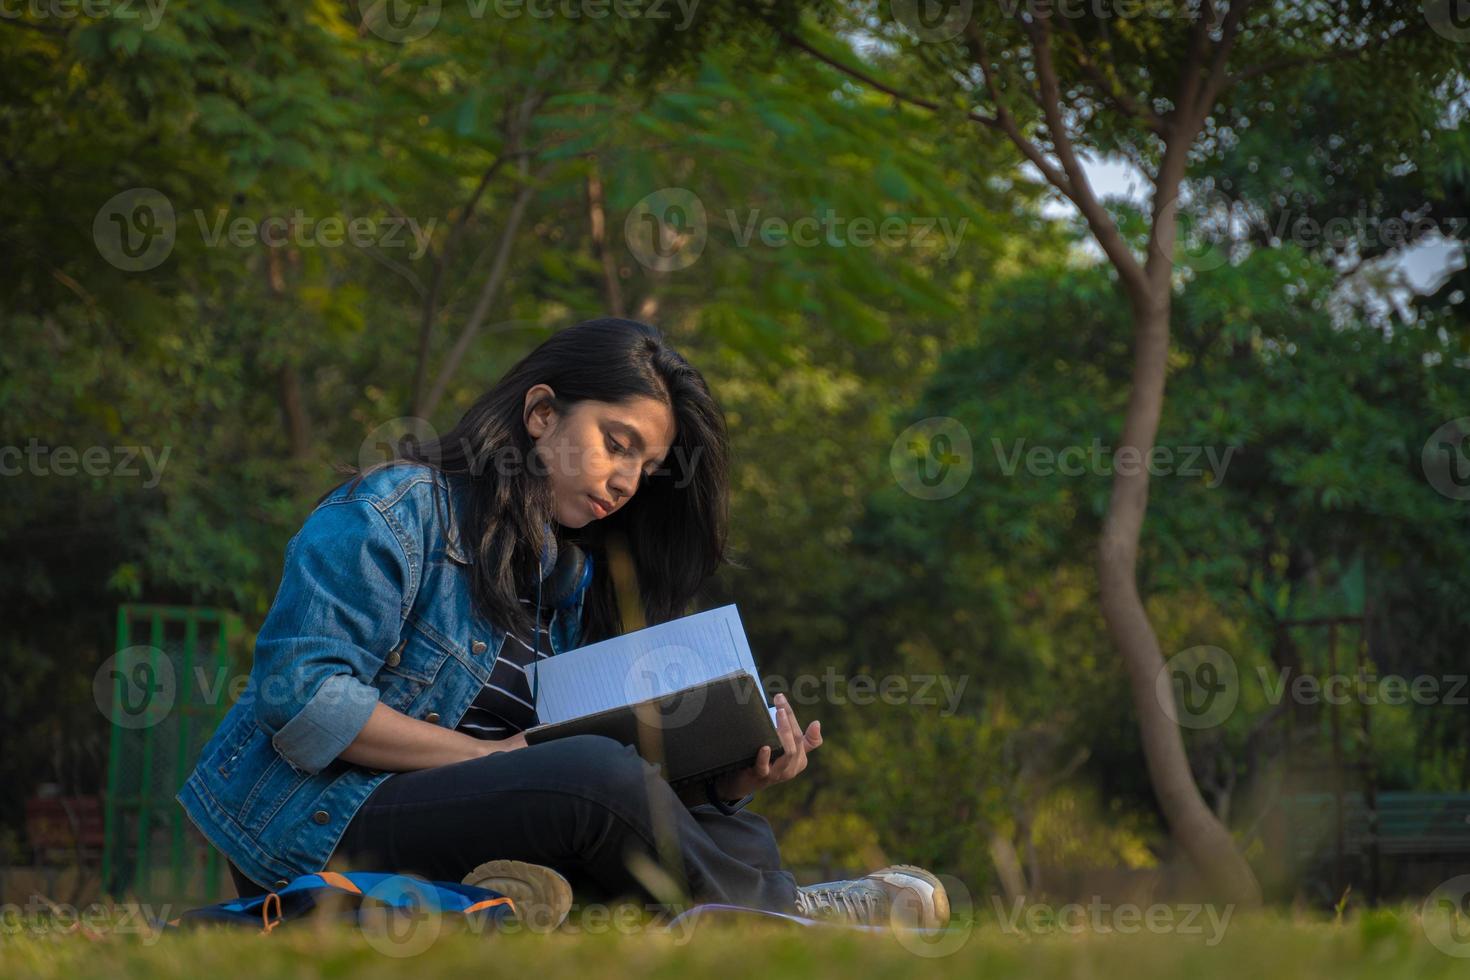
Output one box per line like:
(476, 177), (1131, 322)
(352, 318), (730, 644)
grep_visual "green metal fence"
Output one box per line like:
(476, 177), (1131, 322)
(102, 605), (243, 904)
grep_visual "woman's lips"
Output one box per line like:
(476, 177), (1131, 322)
(587, 495), (611, 518)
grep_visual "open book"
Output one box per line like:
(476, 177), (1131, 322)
(523, 605), (783, 787)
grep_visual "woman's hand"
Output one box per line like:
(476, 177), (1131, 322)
(713, 693), (822, 800)
(341, 703), (528, 771)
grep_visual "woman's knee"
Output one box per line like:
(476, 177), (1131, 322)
(546, 734), (657, 796)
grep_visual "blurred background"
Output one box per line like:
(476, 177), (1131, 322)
(2, 0), (1468, 917)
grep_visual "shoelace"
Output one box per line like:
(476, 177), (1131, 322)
(797, 884), (883, 924)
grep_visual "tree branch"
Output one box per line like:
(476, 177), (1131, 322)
(417, 156), (541, 419)
(780, 30), (1002, 131)
(352, 234), (425, 296)
(1021, 12), (1149, 299)
(1172, 0), (1218, 131)
(411, 89), (546, 414)
(411, 152), (510, 411)
(1147, 0), (1255, 292)
(1225, 33), (1408, 89)
(964, 22), (1075, 196)
(1056, 19), (1168, 137)
(586, 155), (625, 317)
(1192, 0), (1254, 123)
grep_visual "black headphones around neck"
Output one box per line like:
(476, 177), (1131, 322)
(541, 539), (593, 610)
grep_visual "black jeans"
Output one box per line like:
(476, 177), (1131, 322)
(227, 734), (797, 913)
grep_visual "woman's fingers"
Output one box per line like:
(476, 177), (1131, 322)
(782, 696), (808, 771)
(804, 719), (822, 750)
(772, 695), (806, 778)
(775, 696), (798, 758)
(732, 697), (822, 794)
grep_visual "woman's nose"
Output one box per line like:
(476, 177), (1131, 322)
(607, 467), (636, 502)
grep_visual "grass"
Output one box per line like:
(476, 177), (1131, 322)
(3, 903), (1468, 979)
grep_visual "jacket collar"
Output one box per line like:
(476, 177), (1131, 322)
(441, 470), (472, 565)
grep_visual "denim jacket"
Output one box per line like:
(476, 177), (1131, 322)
(175, 462), (586, 890)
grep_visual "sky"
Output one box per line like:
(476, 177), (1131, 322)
(1038, 154), (1466, 298)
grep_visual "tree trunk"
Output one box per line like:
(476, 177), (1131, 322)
(988, 831), (1027, 903)
(264, 245), (311, 459)
(278, 365), (311, 460)
(586, 160), (625, 317)
(1097, 290), (1262, 905)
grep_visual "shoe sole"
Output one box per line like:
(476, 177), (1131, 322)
(460, 859), (573, 932)
(877, 864), (951, 930)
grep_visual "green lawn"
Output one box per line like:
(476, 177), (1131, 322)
(3, 906), (1469, 979)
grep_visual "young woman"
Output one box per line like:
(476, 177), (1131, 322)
(176, 317), (948, 929)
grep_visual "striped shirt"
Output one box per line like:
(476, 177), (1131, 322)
(455, 597), (555, 740)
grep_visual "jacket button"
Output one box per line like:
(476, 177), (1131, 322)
(425, 711), (441, 724)
(274, 878), (290, 889)
(472, 640), (487, 654)
(312, 810), (330, 824)
(386, 650), (402, 667)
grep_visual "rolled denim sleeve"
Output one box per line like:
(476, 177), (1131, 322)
(251, 494), (418, 775)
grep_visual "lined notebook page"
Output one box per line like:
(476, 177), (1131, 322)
(528, 604), (771, 726)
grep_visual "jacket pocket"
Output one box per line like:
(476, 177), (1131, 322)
(208, 711), (264, 782)
(238, 753), (310, 836)
(206, 719), (308, 836)
(380, 624), (452, 685)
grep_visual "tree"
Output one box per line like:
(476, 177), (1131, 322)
(743, 0), (1463, 902)
(871, 235), (1470, 891)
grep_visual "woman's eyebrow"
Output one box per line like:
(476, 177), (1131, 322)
(610, 419), (668, 468)
(609, 419), (646, 450)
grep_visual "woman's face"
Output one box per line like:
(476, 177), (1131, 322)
(524, 385), (677, 528)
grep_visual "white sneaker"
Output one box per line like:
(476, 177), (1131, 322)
(794, 864), (950, 929)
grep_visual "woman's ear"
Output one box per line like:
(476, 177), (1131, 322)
(524, 384), (557, 438)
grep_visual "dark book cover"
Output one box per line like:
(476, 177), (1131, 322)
(523, 671), (784, 786)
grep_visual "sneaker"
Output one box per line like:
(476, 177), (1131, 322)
(460, 859), (573, 931)
(794, 864), (950, 929)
